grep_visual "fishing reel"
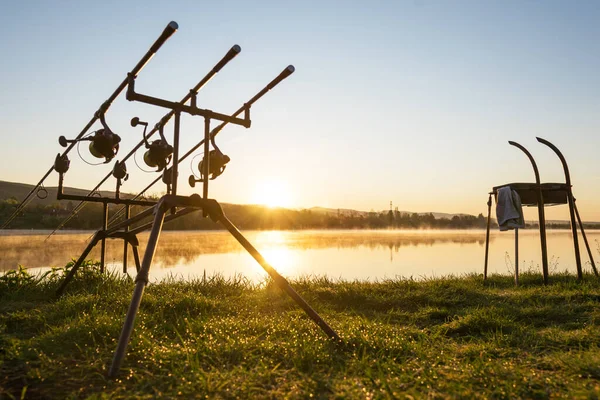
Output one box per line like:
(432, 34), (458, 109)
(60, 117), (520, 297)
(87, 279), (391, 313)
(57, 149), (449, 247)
(58, 112), (121, 163)
(131, 117), (173, 172)
(188, 146), (230, 187)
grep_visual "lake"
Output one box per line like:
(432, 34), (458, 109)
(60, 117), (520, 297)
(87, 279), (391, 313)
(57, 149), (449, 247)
(1, 229), (598, 282)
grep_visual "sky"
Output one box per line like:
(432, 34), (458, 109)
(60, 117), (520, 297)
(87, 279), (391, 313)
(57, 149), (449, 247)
(0, 0), (599, 221)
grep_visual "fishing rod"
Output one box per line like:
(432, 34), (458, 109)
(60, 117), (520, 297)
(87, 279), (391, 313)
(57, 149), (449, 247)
(105, 65), (296, 228)
(45, 44), (243, 240)
(1, 21), (179, 230)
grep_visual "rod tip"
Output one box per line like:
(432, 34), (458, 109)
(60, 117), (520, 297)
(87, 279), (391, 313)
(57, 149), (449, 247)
(232, 44), (241, 53)
(168, 21), (179, 31)
(286, 65), (295, 73)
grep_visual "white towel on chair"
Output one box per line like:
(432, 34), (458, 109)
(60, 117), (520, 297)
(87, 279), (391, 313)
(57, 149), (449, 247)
(496, 186), (525, 231)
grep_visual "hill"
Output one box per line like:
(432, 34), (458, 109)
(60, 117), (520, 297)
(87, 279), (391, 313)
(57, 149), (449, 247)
(0, 180), (132, 207)
(0, 181), (134, 206)
(2, 180), (472, 219)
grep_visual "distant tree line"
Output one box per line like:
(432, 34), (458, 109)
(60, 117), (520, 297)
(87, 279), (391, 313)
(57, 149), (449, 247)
(2, 198), (599, 231)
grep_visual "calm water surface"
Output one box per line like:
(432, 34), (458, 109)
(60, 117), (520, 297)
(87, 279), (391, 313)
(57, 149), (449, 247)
(1, 230), (598, 282)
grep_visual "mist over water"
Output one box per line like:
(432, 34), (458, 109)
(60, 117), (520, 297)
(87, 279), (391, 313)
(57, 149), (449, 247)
(1, 230), (598, 282)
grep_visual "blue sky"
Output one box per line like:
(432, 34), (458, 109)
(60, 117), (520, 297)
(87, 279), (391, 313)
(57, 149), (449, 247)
(1, 1), (599, 220)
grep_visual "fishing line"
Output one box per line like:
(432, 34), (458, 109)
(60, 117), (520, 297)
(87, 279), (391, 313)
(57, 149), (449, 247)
(76, 131), (105, 166)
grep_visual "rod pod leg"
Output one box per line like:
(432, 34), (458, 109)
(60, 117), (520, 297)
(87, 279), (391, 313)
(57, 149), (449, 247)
(55, 232), (102, 298)
(132, 246), (142, 273)
(101, 203), (108, 273)
(217, 214), (340, 342)
(123, 205), (131, 273)
(108, 204), (166, 378)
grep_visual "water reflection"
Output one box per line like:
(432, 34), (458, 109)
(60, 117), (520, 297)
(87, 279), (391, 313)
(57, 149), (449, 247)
(1, 229), (598, 282)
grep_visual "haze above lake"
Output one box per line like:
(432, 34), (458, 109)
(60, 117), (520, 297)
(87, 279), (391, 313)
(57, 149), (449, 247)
(1, 230), (598, 282)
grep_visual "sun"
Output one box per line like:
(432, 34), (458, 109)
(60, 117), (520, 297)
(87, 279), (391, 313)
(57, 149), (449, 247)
(251, 179), (293, 208)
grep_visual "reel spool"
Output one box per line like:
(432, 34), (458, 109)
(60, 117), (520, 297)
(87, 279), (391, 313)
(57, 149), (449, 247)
(143, 140), (173, 172)
(188, 149), (230, 188)
(88, 129), (121, 162)
(131, 117), (173, 172)
(58, 112), (121, 164)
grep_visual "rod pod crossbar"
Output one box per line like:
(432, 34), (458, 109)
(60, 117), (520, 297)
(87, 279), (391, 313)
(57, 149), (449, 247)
(1, 21), (178, 230)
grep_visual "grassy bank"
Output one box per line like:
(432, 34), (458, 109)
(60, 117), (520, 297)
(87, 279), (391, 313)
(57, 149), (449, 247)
(2, 264), (600, 399)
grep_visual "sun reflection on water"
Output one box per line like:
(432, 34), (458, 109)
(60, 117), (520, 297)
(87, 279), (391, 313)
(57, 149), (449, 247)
(260, 246), (298, 276)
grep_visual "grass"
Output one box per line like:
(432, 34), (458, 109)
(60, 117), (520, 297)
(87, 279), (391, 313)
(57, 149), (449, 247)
(2, 263), (600, 399)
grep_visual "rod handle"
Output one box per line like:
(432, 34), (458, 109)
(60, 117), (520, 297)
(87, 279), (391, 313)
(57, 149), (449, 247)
(149, 21), (178, 54)
(214, 45), (242, 72)
(268, 65), (295, 89)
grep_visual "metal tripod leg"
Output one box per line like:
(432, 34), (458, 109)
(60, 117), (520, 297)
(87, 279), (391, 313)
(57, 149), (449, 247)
(101, 203), (108, 273)
(123, 205), (130, 273)
(217, 214), (340, 342)
(109, 204), (167, 378)
(132, 245), (142, 273)
(56, 232), (102, 298)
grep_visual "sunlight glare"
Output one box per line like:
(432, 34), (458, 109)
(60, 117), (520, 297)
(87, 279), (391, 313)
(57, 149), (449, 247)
(261, 247), (297, 277)
(251, 179), (293, 208)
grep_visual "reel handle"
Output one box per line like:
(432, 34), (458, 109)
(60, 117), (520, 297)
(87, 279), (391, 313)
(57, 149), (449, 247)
(130, 117), (148, 127)
(58, 135), (92, 147)
(188, 175), (200, 188)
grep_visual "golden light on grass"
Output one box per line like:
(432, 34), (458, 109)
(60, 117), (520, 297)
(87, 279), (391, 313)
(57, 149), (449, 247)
(251, 178), (293, 208)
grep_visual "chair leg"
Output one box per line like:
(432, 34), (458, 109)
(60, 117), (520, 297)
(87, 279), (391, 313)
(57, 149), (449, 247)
(484, 194), (492, 281)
